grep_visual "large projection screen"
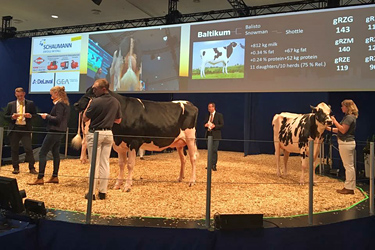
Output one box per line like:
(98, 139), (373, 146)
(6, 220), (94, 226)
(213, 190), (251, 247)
(29, 5), (375, 93)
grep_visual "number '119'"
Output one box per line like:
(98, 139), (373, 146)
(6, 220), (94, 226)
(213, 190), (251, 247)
(337, 65), (349, 71)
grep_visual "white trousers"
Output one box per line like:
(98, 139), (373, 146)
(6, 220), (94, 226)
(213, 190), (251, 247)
(87, 130), (113, 194)
(338, 139), (356, 190)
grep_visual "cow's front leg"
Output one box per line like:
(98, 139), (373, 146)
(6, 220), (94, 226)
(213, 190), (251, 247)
(300, 157), (308, 185)
(186, 140), (198, 187)
(200, 62), (206, 78)
(312, 160), (318, 185)
(312, 142), (321, 185)
(224, 63), (228, 74)
(114, 151), (127, 190)
(123, 149), (136, 192)
(176, 147), (186, 182)
(80, 136), (88, 164)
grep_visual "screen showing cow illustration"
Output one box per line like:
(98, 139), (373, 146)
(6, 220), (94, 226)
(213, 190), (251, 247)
(29, 4), (375, 93)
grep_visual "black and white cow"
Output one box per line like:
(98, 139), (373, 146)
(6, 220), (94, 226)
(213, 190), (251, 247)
(272, 102), (332, 184)
(74, 89), (198, 192)
(200, 42), (238, 78)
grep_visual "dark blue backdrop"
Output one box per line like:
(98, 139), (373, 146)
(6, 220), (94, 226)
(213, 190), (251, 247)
(1, 37), (375, 173)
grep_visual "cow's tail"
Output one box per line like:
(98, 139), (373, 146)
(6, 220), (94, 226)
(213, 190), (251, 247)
(271, 114), (278, 127)
(271, 114), (285, 155)
(71, 111), (83, 150)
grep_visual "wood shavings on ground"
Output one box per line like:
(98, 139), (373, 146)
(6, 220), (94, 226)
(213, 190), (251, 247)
(0, 150), (366, 219)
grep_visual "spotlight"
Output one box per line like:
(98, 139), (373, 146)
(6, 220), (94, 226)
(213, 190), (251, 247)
(92, 0), (102, 6)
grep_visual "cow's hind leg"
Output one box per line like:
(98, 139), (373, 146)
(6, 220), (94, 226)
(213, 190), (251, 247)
(80, 135), (88, 164)
(176, 147), (186, 182)
(114, 150), (127, 190)
(283, 151), (290, 176)
(274, 142), (282, 177)
(123, 149), (136, 192)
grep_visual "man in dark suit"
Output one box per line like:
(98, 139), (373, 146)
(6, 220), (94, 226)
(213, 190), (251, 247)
(5, 87), (37, 174)
(204, 102), (224, 171)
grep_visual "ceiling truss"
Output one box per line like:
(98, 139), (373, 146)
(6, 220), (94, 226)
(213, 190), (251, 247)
(10, 0), (375, 38)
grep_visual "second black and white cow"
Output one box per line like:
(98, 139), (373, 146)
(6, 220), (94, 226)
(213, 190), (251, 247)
(272, 102), (332, 184)
(74, 89), (198, 191)
(200, 41), (238, 78)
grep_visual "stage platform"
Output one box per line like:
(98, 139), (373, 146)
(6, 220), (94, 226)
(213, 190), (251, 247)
(1, 181), (374, 250)
(40, 180), (371, 229)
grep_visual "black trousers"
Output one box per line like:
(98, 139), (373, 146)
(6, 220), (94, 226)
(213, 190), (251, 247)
(37, 132), (64, 179)
(9, 126), (35, 170)
(207, 139), (220, 167)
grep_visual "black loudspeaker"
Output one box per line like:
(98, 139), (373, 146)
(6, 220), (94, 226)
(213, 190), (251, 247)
(214, 214), (263, 230)
(327, 0), (340, 7)
(24, 199), (46, 216)
(92, 0), (102, 6)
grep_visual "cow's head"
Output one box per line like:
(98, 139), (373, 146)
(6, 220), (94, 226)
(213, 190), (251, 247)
(310, 102), (333, 126)
(74, 87), (95, 112)
(230, 42), (237, 48)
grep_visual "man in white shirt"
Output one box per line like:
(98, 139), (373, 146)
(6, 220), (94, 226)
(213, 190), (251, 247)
(5, 87), (37, 174)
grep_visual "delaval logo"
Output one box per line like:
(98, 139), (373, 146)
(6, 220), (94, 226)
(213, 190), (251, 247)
(34, 57), (44, 65)
(32, 78), (54, 84)
(197, 29), (231, 38)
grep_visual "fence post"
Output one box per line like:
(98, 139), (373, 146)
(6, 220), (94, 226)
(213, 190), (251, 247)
(205, 136), (213, 229)
(370, 142), (374, 215)
(0, 127), (4, 167)
(308, 140), (314, 225)
(86, 131), (99, 224)
(65, 128), (69, 159)
(319, 142), (324, 175)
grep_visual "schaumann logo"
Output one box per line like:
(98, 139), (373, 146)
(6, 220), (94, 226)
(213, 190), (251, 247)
(197, 29), (231, 38)
(42, 43), (73, 50)
(32, 79), (53, 84)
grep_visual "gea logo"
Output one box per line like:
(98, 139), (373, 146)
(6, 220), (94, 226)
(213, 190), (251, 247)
(34, 57), (44, 65)
(56, 79), (69, 84)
